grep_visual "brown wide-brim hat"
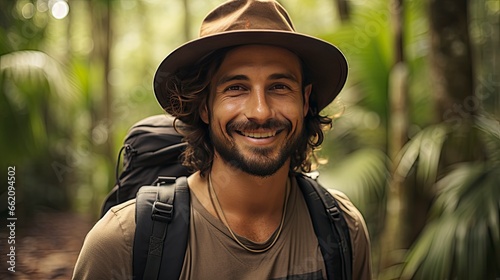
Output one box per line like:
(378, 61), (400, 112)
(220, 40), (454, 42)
(154, 0), (348, 114)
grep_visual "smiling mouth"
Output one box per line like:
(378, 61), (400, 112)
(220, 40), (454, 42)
(237, 130), (280, 139)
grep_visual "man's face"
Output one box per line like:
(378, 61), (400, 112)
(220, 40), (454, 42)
(201, 44), (312, 177)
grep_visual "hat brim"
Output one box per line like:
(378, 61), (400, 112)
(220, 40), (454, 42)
(153, 30), (348, 113)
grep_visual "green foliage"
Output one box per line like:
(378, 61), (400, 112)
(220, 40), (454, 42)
(317, 0), (499, 278)
(320, 149), (388, 208)
(323, 0), (392, 122)
(395, 124), (448, 190)
(398, 115), (500, 279)
(0, 51), (77, 213)
(401, 163), (500, 279)
(319, 148), (389, 240)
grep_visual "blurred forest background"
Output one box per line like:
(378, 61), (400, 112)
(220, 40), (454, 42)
(0, 0), (499, 279)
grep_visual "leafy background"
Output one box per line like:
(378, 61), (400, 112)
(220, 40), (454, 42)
(0, 0), (498, 279)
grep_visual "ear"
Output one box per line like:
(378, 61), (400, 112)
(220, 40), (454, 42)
(200, 103), (209, 124)
(303, 84), (312, 117)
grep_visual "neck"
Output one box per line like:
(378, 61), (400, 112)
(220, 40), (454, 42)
(187, 155), (291, 242)
(209, 156), (290, 217)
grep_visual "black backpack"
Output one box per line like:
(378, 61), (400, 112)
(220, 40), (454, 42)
(102, 114), (353, 280)
(101, 115), (191, 216)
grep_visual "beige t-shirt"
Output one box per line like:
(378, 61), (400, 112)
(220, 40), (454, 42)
(72, 178), (372, 279)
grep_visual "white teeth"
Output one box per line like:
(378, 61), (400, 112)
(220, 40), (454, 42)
(241, 131), (276, 139)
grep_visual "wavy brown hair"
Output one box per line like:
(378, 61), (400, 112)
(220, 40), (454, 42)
(162, 47), (333, 177)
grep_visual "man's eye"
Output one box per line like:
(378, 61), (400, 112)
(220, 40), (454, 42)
(226, 85), (245, 91)
(270, 84), (290, 91)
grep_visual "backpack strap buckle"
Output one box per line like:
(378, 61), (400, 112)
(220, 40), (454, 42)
(153, 176), (176, 186)
(328, 206), (341, 221)
(151, 200), (174, 223)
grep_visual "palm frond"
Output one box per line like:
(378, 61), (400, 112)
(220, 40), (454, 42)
(395, 114), (500, 279)
(401, 162), (500, 279)
(474, 114), (500, 163)
(1, 51), (75, 101)
(1, 51), (79, 211)
(394, 124), (448, 189)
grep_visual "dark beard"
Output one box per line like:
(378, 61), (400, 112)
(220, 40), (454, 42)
(210, 118), (304, 177)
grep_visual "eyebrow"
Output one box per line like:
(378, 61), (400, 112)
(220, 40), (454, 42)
(215, 72), (300, 87)
(216, 74), (249, 87)
(268, 73), (300, 83)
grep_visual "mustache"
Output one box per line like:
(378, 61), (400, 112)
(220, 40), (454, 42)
(227, 118), (292, 132)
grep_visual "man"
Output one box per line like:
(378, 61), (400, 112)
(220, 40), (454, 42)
(73, 0), (371, 279)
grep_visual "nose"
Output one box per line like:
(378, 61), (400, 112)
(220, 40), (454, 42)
(244, 88), (273, 123)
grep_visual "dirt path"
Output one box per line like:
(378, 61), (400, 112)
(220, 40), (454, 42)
(2, 211), (94, 280)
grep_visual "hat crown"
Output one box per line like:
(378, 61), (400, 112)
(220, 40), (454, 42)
(200, 0), (295, 37)
(154, 0), (348, 115)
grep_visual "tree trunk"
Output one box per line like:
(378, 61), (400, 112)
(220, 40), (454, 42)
(90, 0), (114, 162)
(88, 0), (115, 213)
(429, 0), (474, 123)
(379, 0), (411, 274)
(333, 0), (350, 22)
(428, 0), (484, 165)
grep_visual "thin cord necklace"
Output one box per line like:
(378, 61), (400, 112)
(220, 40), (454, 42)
(208, 174), (290, 253)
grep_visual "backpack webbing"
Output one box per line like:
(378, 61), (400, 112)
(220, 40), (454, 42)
(134, 175), (352, 280)
(296, 175), (353, 280)
(133, 177), (190, 280)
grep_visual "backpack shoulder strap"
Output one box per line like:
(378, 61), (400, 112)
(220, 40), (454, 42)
(296, 174), (353, 280)
(133, 176), (190, 280)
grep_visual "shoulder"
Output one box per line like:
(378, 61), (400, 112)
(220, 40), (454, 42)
(85, 199), (135, 242)
(327, 188), (373, 279)
(106, 199), (137, 237)
(327, 189), (365, 233)
(72, 200), (136, 279)
(90, 199), (136, 245)
(326, 188), (369, 246)
(96, 198), (136, 248)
